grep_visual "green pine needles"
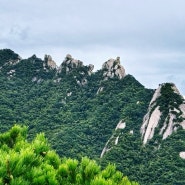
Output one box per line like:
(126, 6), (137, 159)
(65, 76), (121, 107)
(0, 125), (138, 185)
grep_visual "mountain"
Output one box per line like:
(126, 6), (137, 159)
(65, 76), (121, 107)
(141, 83), (185, 144)
(0, 49), (185, 184)
(101, 83), (185, 184)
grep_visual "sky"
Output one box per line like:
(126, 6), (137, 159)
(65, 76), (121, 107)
(0, 0), (185, 96)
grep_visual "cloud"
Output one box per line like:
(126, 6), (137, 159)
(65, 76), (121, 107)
(0, 0), (185, 95)
(1, 0), (185, 50)
(9, 24), (29, 40)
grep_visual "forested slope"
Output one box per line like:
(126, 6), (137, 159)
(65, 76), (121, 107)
(1, 49), (185, 184)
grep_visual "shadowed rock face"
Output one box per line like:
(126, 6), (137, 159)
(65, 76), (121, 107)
(44, 55), (57, 69)
(87, 64), (94, 75)
(102, 57), (126, 80)
(141, 106), (162, 144)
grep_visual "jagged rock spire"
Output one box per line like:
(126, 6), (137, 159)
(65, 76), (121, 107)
(44, 55), (57, 69)
(102, 57), (126, 80)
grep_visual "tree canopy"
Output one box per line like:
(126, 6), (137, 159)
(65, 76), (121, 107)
(0, 125), (138, 185)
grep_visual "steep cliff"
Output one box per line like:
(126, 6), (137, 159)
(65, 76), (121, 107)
(141, 83), (185, 144)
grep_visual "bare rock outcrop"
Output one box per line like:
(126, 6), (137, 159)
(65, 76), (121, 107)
(60, 54), (83, 73)
(179, 152), (185, 159)
(141, 106), (162, 144)
(100, 120), (126, 158)
(87, 64), (94, 75)
(60, 54), (94, 75)
(59, 54), (94, 86)
(115, 120), (126, 130)
(44, 55), (57, 69)
(141, 83), (185, 144)
(102, 57), (126, 80)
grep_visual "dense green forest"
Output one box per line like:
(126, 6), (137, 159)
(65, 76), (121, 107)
(1, 49), (185, 184)
(0, 125), (138, 185)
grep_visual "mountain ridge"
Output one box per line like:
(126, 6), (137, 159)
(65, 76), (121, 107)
(1, 48), (185, 184)
(141, 83), (185, 144)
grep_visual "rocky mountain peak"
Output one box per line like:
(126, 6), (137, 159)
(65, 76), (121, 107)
(60, 54), (95, 74)
(60, 54), (84, 73)
(44, 55), (57, 69)
(57, 54), (94, 86)
(102, 57), (126, 80)
(141, 83), (185, 144)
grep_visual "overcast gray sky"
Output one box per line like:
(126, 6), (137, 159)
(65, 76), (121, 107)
(0, 0), (185, 96)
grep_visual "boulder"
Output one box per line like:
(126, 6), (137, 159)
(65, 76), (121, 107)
(102, 57), (126, 79)
(44, 55), (57, 69)
(61, 54), (83, 72)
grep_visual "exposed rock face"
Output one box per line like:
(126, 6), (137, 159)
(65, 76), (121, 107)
(179, 152), (185, 159)
(162, 113), (177, 139)
(149, 85), (161, 105)
(102, 57), (126, 80)
(1, 49), (129, 85)
(7, 69), (16, 76)
(7, 57), (21, 66)
(76, 78), (88, 86)
(100, 136), (113, 158)
(141, 106), (162, 144)
(31, 77), (43, 83)
(100, 120), (126, 158)
(87, 64), (94, 75)
(141, 83), (185, 144)
(61, 54), (84, 73)
(130, 130), (134, 135)
(115, 120), (126, 130)
(179, 104), (185, 128)
(59, 54), (94, 86)
(44, 55), (57, 69)
(96, 87), (104, 94)
(0, 49), (22, 67)
(60, 54), (94, 75)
